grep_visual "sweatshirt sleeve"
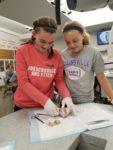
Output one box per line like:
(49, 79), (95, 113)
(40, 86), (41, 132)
(54, 54), (71, 98)
(16, 48), (48, 106)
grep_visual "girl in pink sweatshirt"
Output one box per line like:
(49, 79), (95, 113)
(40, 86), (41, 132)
(14, 16), (77, 116)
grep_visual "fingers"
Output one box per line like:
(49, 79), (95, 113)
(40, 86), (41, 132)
(54, 107), (60, 116)
(61, 100), (79, 116)
(107, 96), (113, 104)
(44, 98), (79, 117)
(107, 96), (111, 102)
(59, 107), (71, 118)
(61, 100), (67, 108)
(44, 99), (59, 116)
(49, 106), (60, 117)
(45, 108), (59, 117)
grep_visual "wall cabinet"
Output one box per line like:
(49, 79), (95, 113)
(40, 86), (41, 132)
(0, 49), (16, 71)
(0, 49), (16, 86)
(0, 59), (15, 72)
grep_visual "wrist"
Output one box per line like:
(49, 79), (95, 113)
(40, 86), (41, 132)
(44, 98), (51, 107)
(63, 97), (72, 103)
(63, 97), (71, 100)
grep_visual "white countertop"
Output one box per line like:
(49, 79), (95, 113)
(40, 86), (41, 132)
(0, 104), (113, 150)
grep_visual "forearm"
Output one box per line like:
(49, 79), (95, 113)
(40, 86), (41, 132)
(102, 79), (113, 98)
(97, 73), (113, 99)
(18, 81), (48, 106)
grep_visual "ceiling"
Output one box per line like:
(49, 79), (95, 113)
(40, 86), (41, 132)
(0, 0), (113, 36)
(86, 22), (113, 33)
(0, 0), (70, 37)
(0, 16), (31, 35)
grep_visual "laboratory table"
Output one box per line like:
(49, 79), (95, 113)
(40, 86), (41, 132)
(0, 105), (113, 150)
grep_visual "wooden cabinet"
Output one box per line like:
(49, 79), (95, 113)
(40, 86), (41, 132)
(0, 49), (16, 86)
(0, 60), (4, 72)
(0, 59), (15, 72)
(0, 49), (16, 72)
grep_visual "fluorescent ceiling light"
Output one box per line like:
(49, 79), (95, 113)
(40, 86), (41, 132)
(47, 1), (113, 27)
(68, 6), (113, 27)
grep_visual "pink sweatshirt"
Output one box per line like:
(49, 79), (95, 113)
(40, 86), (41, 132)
(14, 44), (70, 108)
